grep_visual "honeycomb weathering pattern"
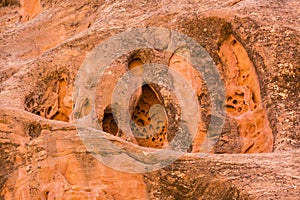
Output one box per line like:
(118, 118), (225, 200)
(24, 73), (72, 122)
(73, 27), (225, 173)
(102, 58), (169, 149)
(98, 34), (274, 154)
(130, 85), (168, 149)
(21, 29), (274, 158)
(218, 34), (273, 153)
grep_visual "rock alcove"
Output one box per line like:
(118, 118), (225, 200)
(24, 71), (73, 122)
(23, 34), (274, 154)
(97, 34), (274, 153)
(1, 1), (298, 198)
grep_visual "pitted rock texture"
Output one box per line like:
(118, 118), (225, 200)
(0, 0), (299, 199)
(217, 34), (273, 153)
(101, 57), (170, 149)
(0, 108), (299, 199)
(95, 29), (273, 154)
(130, 85), (168, 149)
(24, 71), (73, 122)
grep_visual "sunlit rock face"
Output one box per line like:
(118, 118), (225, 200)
(19, 0), (42, 21)
(96, 41), (273, 154)
(0, 0), (299, 199)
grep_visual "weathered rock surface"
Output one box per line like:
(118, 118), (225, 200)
(0, 108), (299, 199)
(0, 0), (299, 199)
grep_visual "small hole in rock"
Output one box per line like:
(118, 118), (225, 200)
(102, 109), (119, 136)
(137, 119), (145, 126)
(235, 92), (244, 96)
(46, 106), (52, 115)
(226, 105), (235, 109)
(45, 191), (49, 199)
(27, 123), (42, 139)
(128, 58), (144, 76)
(252, 93), (257, 103)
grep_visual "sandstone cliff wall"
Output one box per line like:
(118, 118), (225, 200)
(0, 0), (299, 199)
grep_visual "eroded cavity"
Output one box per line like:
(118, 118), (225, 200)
(218, 34), (273, 153)
(24, 72), (73, 122)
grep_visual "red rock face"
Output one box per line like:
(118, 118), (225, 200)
(24, 72), (73, 122)
(0, 0), (299, 199)
(218, 35), (273, 153)
(94, 37), (273, 153)
(19, 0), (42, 21)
